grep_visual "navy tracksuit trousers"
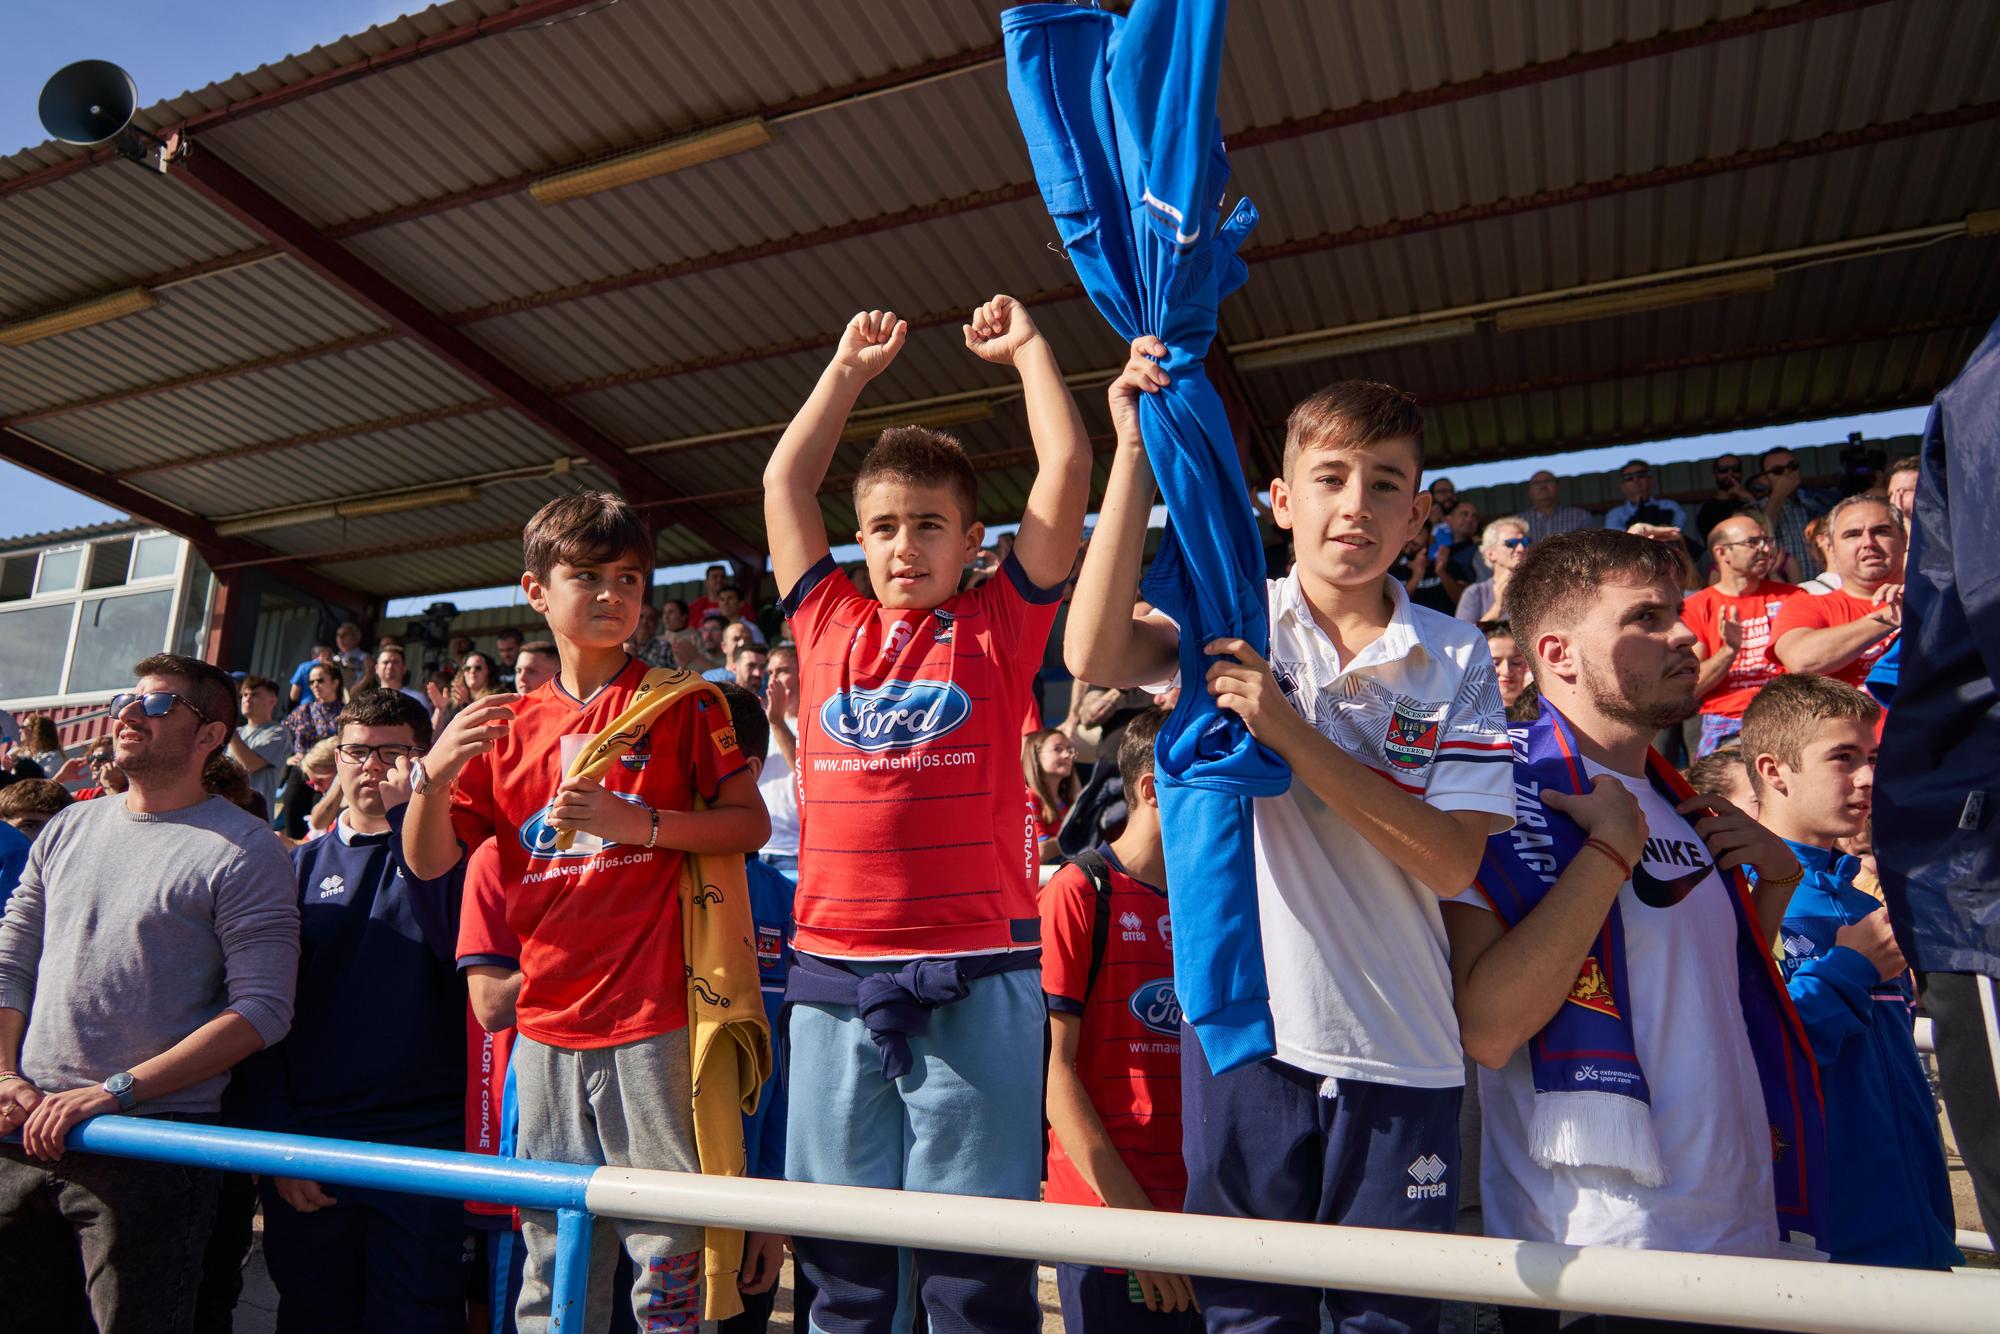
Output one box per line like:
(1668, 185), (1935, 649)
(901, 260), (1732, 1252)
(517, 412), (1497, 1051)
(1181, 1028), (1462, 1334)
(259, 1178), (466, 1334)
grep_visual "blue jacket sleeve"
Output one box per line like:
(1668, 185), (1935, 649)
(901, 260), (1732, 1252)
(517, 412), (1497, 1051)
(1785, 945), (1880, 1065)
(385, 802), (464, 965)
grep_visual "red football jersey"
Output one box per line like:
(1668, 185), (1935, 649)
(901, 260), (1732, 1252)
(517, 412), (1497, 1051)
(1681, 580), (1803, 718)
(1040, 850), (1185, 1211)
(449, 659), (743, 1048)
(785, 553), (1061, 958)
(1770, 586), (1900, 688)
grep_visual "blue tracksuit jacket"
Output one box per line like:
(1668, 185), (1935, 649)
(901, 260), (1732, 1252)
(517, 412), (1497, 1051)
(1775, 841), (1961, 1269)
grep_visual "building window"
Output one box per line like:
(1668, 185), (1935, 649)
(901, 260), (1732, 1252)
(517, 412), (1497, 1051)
(0, 603), (77, 699)
(130, 533), (179, 582)
(35, 547), (83, 596)
(66, 592), (174, 695)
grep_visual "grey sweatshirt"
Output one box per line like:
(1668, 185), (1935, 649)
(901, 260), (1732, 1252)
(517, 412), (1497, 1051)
(0, 793), (299, 1114)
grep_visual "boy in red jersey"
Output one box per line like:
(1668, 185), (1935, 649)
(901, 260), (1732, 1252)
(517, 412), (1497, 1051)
(402, 492), (771, 1334)
(762, 296), (1091, 1332)
(1041, 710), (1199, 1332)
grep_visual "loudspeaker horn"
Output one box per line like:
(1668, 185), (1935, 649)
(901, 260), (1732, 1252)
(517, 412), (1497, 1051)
(38, 59), (139, 146)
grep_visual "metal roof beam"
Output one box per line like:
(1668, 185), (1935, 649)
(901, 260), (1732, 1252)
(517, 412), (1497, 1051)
(0, 425), (369, 609)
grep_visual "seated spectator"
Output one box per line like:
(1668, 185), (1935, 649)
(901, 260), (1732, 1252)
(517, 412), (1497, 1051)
(228, 675), (290, 819)
(1515, 469), (1595, 543)
(726, 640), (768, 697)
(758, 646), (801, 880)
(1885, 454), (1919, 526)
(1427, 477), (1459, 545)
(1039, 711), (1196, 1331)
(297, 738), (343, 844)
(280, 665), (346, 839)
(1693, 453), (1758, 543)
(714, 584), (768, 646)
(1682, 513), (1804, 756)
(687, 563), (728, 624)
(287, 642), (337, 707)
(1438, 500), (1484, 609)
(333, 622), (371, 695)
(513, 640), (559, 694)
(1795, 514), (1840, 594)
(1390, 535), (1453, 615)
(1601, 458), (1690, 535)
(1455, 518), (1530, 623)
(492, 627), (524, 691)
(202, 754), (269, 824)
(0, 654), (298, 1334)
(1741, 675), (1960, 1270)
(21, 715), (69, 789)
(1772, 494), (1903, 688)
(431, 650), (506, 732)
(238, 689), (469, 1331)
(0, 779), (72, 914)
(626, 598), (663, 665)
(691, 610), (729, 670)
(1683, 745), (1758, 818)
(70, 738), (124, 800)
(660, 597), (689, 639)
(1025, 728), (1082, 864)
(1758, 446), (1826, 581)
(1481, 621), (1531, 716)
(368, 645), (430, 710)
(704, 626), (763, 685)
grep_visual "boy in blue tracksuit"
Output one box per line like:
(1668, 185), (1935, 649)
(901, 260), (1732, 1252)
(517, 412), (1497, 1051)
(1740, 675), (1961, 1269)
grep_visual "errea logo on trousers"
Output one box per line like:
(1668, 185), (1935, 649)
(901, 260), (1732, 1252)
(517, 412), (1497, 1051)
(1406, 1153), (1449, 1200)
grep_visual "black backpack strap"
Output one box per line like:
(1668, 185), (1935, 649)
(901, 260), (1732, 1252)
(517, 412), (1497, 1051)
(1067, 848), (1116, 1002)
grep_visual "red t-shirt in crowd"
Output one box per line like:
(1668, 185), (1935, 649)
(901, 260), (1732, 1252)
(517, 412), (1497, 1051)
(455, 838), (518, 1223)
(687, 597), (719, 625)
(449, 658), (743, 1048)
(784, 552), (1061, 958)
(1769, 585), (1900, 689)
(1680, 580), (1803, 718)
(1039, 848), (1185, 1211)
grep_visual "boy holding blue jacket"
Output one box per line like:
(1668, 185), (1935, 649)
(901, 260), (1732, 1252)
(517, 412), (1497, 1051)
(1741, 674), (1961, 1269)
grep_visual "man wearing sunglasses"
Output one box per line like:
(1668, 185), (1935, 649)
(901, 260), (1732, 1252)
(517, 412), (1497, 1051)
(233, 688), (469, 1332)
(1758, 447), (1827, 582)
(1694, 454), (1759, 545)
(1601, 458), (1691, 537)
(0, 654), (299, 1333)
(1681, 514), (1806, 756)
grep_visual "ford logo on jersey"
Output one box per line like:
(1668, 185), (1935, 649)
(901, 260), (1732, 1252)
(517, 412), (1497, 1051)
(1129, 978), (1182, 1037)
(820, 680), (971, 753)
(518, 791), (647, 859)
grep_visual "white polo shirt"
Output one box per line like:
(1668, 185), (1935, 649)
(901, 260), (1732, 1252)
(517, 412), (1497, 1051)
(1252, 570), (1514, 1087)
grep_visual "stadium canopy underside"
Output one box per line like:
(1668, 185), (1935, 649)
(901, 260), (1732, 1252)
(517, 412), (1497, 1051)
(1, 0), (1996, 607)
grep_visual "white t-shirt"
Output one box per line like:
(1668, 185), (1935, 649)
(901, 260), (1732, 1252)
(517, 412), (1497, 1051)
(759, 722), (800, 859)
(1250, 571), (1515, 1087)
(1458, 759), (1780, 1256)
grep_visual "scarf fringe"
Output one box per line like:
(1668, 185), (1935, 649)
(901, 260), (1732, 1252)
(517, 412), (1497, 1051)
(1530, 1090), (1669, 1189)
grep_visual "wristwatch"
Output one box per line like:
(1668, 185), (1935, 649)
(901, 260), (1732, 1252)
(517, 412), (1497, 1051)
(102, 1071), (137, 1112)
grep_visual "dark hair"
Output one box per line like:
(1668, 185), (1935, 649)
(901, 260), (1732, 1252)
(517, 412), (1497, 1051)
(853, 426), (979, 528)
(522, 491), (652, 581)
(1282, 381), (1425, 480)
(1481, 619), (1516, 642)
(1507, 530), (1686, 668)
(1622, 457), (1651, 473)
(339, 687), (434, 750)
(1739, 674), (1881, 795)
(1683, 747), (1750, 803)
(717, 683), (769, 763)
(241, 674), (280, 698)
(1117, 708), (1166, 792)
(717, 585), (743, 599)
(133, 653), (240, 742)
(518, 639), (558, 661)
(706, 564), (726, 576)
(201, 753), (261, 815)
(494, 626), (523, 644)
(663, 598), (688, 616)
(0, 778), (73, 822)
(1758, 445), (1794, 469)
(730, 640), (766, 664)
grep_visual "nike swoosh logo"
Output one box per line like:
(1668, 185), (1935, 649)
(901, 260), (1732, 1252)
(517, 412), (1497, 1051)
(1631, 861), (1713, 909)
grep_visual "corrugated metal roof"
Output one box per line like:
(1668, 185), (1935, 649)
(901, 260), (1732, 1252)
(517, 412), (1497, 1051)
(1, 0), (1995, 605)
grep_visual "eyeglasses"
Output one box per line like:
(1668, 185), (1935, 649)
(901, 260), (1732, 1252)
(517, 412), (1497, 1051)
(1764, 462), (1801, 477)
(1716, 535), (1775, 549)
(108, 691), (215, 725)
(334, 743), (420, 766)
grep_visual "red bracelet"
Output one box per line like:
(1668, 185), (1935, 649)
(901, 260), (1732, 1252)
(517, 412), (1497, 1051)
(1580, 838), (1632, 881)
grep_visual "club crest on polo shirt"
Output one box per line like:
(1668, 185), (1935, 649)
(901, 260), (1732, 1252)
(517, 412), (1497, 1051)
(1383, 698), (1449, 771)
(819, 680), (971, 753)
(1128, 978), (1182, 1037)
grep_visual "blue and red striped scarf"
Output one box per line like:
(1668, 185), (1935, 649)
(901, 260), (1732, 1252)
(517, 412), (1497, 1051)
(1470, 703), (1828, 1252)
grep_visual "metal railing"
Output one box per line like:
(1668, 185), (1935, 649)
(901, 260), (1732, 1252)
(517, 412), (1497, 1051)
(39, 1116), (1999, 1333)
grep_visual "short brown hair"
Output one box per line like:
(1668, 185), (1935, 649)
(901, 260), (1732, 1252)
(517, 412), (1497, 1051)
(1887, 454), (1920, 480)
(0, 779), (72, 822)
(132, 653), (239, 736)
(852, 427), (978, 528)
(1683, 747), (1750, 803)
(1739, 674), (1881, 793)
(1281, 381), (1425, 480)
(522, 491), (653, 581)
(241, 675), (280, 699)
(1507, 529), (1686, 671)
(518, 639), (557, 660)
(1117, 708), (1166, 792)
(339, 687), (433, 750)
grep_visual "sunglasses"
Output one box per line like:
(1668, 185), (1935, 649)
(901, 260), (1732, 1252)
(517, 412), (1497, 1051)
(335, 743), (420, 766)
(1621, 470), (1650, 482)
(108, 690), (215, 725)
(1499, 537), (1532, 549)
(1713, 464), (1743, 476)
(1764, 462), (1801, 476)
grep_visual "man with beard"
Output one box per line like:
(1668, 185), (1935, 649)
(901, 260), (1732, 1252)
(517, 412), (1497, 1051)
(0, 654), (299, 1334)
(1772, 495), (1904, 689)
(1442, 531), (1822, 1333)
(1682, 513), (1805, 756)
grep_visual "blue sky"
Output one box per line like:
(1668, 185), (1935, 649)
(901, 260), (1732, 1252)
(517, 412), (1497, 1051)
(0, 2), (1938, 580)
